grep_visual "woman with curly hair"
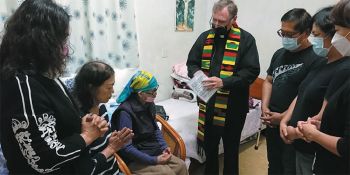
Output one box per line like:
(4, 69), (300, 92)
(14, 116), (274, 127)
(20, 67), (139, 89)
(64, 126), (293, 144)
(0, 0), (131, 174)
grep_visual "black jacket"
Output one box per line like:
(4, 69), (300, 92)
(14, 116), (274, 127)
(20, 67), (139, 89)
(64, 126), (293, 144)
(0, 72), (119, 174)
(187, 28), (260, 120)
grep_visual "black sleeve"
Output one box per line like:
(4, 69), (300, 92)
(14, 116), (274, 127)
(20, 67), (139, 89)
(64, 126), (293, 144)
(11, 76), (118, 174)
(266, 58), (274, 76)
(187, 32), (207, 78)
(337, 88), (350, 158)
(325, 67), (350, 100)
(222, 31), (260, 88)
(74, 151), (114, 175)
(266, 49), (282, 76)
(10, 76), (86, 173)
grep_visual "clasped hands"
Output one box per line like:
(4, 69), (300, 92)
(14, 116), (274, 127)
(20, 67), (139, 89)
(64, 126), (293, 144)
(280, 117), (321, 144)
(80, 114), (134, 152)
(261, 108), (283, 127)
(157, 147), (172, 164)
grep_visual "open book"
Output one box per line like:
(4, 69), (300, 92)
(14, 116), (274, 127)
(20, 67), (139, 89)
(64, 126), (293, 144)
(187, 71), (217, 103)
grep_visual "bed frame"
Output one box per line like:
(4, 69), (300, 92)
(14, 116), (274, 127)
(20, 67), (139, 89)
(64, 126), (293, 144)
(249, 77), (264, 100)
(249, 77), (264, 149)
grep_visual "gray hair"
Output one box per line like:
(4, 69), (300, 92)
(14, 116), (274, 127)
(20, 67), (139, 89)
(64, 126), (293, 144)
(212, 0), (238, 19)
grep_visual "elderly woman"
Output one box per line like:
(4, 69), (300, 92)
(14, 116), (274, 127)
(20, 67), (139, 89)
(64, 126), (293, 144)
(112, 71), (188, 175)
(0, 0), (121, 174)
(298, 0), (350, 174)
(73, 61), (133, 174)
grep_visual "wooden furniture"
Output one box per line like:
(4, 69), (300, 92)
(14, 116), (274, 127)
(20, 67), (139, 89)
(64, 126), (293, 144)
(249, 77), (263, 100)
(115, 115), (186, 175)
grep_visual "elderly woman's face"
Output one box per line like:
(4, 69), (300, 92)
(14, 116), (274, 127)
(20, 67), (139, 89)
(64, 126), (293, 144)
(138, 87), (158, 103)
(95, 74), (115, 104)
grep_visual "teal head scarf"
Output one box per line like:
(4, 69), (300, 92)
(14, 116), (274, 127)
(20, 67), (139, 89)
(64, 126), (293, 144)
(117, 70), (158, 103)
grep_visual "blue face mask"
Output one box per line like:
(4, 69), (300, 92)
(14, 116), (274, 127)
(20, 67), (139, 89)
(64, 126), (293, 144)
(310, 36), (329, 57)
(282, 37), (300, 51)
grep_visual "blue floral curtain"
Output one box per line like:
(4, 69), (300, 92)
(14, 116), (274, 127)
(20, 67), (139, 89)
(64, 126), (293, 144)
(0, 0), (139, 75)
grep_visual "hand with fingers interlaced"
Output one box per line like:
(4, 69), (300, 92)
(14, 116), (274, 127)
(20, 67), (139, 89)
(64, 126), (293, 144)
(80, 114), (109, 146)
(297, 118), (321, 142)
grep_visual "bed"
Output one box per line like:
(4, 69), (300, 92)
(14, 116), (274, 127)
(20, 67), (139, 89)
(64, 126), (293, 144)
(156, 78), (264, 164)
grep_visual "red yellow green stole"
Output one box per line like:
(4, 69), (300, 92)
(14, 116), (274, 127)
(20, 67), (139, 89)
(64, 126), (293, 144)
(197, 26), (241, 152)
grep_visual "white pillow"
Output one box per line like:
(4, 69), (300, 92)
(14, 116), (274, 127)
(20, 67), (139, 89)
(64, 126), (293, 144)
(113, 68), (139, 99)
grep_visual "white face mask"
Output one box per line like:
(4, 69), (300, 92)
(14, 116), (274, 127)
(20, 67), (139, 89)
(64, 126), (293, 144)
(331, 32), (350, 57)
(144, 96), (155, 103)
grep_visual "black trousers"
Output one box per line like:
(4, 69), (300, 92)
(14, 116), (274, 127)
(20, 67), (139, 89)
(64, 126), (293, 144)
(204, 112), (246, 175)
(265, 127), (296, 175)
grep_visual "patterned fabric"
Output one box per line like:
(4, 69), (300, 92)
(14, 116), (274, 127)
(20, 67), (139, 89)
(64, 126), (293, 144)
(117, 71), (158, 103)
(197, 26), (241, 144)
(0, 0), (139, 75)
(61, 77), (75, 93)
(0, 146), (8, 175)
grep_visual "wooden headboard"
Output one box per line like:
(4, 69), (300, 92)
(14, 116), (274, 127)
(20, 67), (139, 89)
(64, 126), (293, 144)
(249, 77), (264, 100)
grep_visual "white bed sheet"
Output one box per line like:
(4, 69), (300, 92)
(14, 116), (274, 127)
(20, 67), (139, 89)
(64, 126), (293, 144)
(156, 98), (262, 163)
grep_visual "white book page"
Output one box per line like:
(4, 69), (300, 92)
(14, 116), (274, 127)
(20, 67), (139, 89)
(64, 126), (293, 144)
(187, 71), (217, 103)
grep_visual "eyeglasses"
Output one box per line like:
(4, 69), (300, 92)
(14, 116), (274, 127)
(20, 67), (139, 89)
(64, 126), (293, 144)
(277, 29), (300, 38)
(142, 87), (158, 96)
(209, 17), (231, 28)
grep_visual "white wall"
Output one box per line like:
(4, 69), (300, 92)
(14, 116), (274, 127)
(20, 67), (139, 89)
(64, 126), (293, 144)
(135, 0), (337, 101)
(135, 0), (209, 101)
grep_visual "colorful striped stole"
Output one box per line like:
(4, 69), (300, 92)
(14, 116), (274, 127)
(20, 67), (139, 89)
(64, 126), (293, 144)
(197, 26), (241, 153)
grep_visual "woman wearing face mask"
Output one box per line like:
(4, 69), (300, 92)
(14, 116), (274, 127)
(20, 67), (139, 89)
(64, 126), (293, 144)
(297, 0), (350, 174)
(279, 5), (350, 174)
(112, 71), (188, 175)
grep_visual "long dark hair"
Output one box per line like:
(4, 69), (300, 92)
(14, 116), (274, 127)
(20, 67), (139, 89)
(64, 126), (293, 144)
(73, 61), (115, 112)
(0, 0), (70, 80)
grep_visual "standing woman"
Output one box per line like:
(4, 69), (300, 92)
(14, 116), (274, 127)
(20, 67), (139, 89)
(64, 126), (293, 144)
(298, 0), (350, 174)
(73, 61), (133, 174)
(0, 0), (116, 174)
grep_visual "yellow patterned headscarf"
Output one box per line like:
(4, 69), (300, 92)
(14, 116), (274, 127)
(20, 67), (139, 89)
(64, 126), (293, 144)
(117, 70), (158, 103)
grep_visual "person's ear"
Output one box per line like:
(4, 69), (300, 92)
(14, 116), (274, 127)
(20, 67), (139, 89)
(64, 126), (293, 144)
(233, 15), (237, 22)
(229, 16), (237, 28)
(300, 32), (309, 42)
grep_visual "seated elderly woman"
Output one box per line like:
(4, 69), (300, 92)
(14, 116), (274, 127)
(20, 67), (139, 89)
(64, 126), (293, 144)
(112, 71), (188, 175)
(73, 61), (134, 174)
